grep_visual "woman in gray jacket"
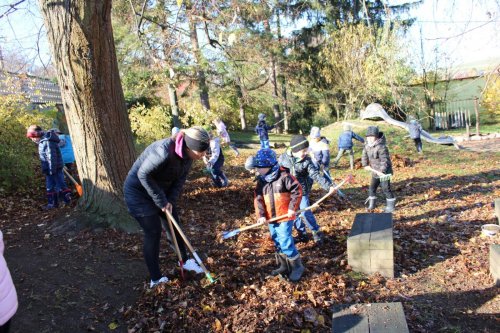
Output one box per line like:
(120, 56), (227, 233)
(124, 127), (210, 288)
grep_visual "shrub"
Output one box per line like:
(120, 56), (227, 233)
(128, 104), (173, 146)
(0, 94), (53, 193)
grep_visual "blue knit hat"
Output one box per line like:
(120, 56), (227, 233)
(253, 148), (277, 168)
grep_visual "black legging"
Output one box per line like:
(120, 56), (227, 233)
(369, 176), (395, 199)
(135, 207), (188, 281)
(413, 138), (422, 152)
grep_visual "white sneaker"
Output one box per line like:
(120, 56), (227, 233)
(150, 276), (169, 288)
(181, 259), (204, 274)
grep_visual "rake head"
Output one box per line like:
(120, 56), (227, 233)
(379, 174), (392, 181)
(221, 229), (239, 240)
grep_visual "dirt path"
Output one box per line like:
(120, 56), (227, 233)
(2, 199), (145, 333)
(458, 137), (500, 152)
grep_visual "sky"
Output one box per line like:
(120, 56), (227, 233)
(400, 0), (500, 70)
(0, 0), (499, 74)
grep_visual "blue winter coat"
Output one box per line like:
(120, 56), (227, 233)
(38, 130), (64, 175)
(255, 120), (274, 140)
(123, 136), (193, 218)
(58, 134), (75, 164)
(279, 152), (331, 196)
(338, 130), (364, 149)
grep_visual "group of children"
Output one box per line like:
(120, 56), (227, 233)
(25, 115), (400, 285)
(244, 123), (396, 282)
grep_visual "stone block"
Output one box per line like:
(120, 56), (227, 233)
(332, 302), (409, 333)
(490, 244), (500, 286)
(347, 213), (394, 278)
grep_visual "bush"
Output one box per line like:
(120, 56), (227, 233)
(0, 94), (54, 193)
(128, 104), (173, 146)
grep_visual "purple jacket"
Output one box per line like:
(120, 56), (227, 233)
(0, 231), (18, 326)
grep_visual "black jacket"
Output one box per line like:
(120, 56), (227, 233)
(279, 152), (331, 195)
(361, 133), (393, 177)
(124, 137), (192, 217)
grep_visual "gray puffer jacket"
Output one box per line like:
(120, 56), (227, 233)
(279, 152), (331, 195)
(408, 122), (422, 139)
(361, 133), (393, 177)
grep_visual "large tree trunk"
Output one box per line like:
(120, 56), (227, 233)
(168, 67), (181, 128)
(280, 75), (289, 133)
(188, 16), (210, 111)
(235, 79), (247, 130)
(264, 18), (281, 133)
(39, 0), (136, 229)
(270, 60), (281, 132)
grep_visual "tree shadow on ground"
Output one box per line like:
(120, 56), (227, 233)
(339, 170), (498, 211)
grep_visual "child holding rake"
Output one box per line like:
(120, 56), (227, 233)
(251, 148), (305, 282)
(362, 126), (396, 212)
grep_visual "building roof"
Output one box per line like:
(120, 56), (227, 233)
(0, 71), (63, 105)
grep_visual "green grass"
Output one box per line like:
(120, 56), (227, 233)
(230, 130), (292, 144)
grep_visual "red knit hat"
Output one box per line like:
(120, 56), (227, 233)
(26, 125), (43, 138)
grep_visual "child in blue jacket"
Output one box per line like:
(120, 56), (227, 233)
(279, 135), (335, 244)
(333, 123), (364, 169)
(27, 125), (71, 209)
(254, 113), (275, 149)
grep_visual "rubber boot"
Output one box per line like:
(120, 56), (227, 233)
(287, 254), (305, 282)
(384, 198), (396, 213)
(271, 253), (289, 276)
(43, 192), (58, 210)
(59, 188), (71, 205)
(312, 230), (324, 244)
(365, 196), (376, 210)
(294, 232), (309, 243)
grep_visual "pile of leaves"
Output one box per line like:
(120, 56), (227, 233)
(2, 144), (497, 332)
(121, 149), (499, 332)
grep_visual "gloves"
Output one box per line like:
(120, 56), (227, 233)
(257, 217), (267, 224)
(287, 210), (296, 219)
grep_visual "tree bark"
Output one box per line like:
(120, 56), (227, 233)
(39, 0), (137, 229)
(264, 18), (281, 133)
(188, 16), (210, 111)
(280, 75), (289, 133)
(235, 78), (247, 130)
(168, 67), (181, 128)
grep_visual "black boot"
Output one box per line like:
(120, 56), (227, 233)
(59, 189), (71, 205)
(271, 253), (289, 276)
(384, 198), (396, 213)
(294, 232), (309, 243)
(312, 230), (324, 244)
(365, 196), (376, 210)
(287, 254), (305, 282)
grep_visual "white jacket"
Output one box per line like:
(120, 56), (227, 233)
(0, 230), (18, 325)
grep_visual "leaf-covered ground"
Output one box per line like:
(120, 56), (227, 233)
(1, 123), (499, 333)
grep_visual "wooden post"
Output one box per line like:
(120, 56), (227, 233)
(474, 97), (480, 136)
